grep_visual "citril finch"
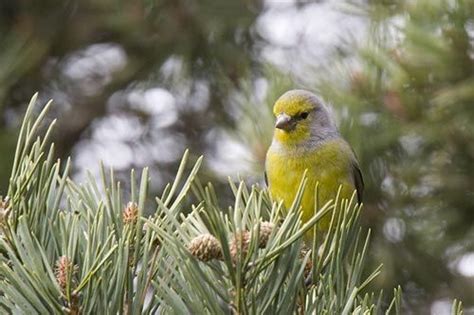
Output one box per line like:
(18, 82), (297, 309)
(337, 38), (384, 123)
(265, 90), (363, 235)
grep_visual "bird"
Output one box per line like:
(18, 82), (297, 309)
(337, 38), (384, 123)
(265, 89), (363, 236)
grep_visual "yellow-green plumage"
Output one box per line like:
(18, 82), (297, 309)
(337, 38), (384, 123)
(265, 89), (363, 237)
(266, 138), (357, 230)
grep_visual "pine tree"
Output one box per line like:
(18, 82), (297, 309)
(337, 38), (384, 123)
(0, 95), (413, 314)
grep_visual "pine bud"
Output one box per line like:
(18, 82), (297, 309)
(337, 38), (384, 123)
(229, 231), (251, 263)
(123, 202), (139, 225)
(255, 221), (274, 248)
(188, 234), (223, 261)
(55, 256), (78, 293)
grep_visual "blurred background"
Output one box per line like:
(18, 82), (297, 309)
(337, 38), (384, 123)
(0, 0), (473, 313)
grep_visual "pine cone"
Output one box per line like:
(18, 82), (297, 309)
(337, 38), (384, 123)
(256, 221), (274, 248)
(188, 234), (223, 261)
(123, 202), (139, 225)
(229, 231), (251, 263)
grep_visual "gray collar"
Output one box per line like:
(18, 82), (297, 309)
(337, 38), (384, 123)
(270, 129), (340, 156)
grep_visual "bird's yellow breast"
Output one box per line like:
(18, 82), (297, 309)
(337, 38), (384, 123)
(266, 139), (356, 231)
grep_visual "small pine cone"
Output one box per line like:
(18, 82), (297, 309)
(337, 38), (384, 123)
(188, 234), (223, 261)
(123, 202), (139, 225)
(255, 221), (274, 248)
(229, 231), (251, 263)
(55, 256), (78, 293)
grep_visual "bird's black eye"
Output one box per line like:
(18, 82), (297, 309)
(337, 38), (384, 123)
(299, 112), (309, 119)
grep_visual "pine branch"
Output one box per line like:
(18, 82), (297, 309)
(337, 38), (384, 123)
(0, 94), (448, 314)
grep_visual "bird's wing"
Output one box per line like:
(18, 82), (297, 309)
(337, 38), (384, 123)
(352, 161), (364, 203)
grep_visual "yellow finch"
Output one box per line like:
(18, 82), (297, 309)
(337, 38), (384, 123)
(265, 90), (363, 233)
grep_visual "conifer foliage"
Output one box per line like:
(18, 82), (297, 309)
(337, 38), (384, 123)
(0, 95), (455, 314)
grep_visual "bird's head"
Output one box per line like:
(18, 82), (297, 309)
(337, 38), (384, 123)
(272, 89), (336, 146)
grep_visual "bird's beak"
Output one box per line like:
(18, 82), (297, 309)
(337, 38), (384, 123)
(275, 113), (294, 131)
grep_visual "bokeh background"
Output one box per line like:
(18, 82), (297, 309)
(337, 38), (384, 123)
(1, 0), (473, 313)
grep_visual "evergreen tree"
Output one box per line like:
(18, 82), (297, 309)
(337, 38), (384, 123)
(0, 95), (411, 314)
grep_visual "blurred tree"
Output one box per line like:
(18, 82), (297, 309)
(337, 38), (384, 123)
(0, 0), (264, 192)
(317, 0), (474, 312)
